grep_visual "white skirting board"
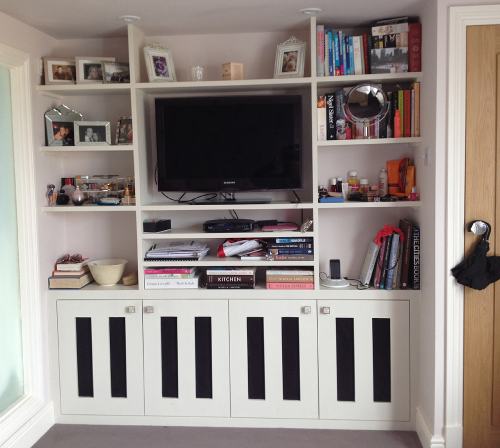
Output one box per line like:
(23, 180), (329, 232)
(1, 403), (54, 448)
(415, 407), (446, 448)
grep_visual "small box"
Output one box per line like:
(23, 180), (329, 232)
(143, 219), (171, 233)
(222, 62), (244, 80)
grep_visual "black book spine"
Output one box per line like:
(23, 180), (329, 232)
(411, 225), (420, 289)
(380, 234), (393, 289)
(206, 275), (255, 283)
(267, 243), (314, 249)
(326, 93), (336, 140)
(206, 283), (255, 289)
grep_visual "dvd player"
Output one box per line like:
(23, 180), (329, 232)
(203, 219), (255, 233)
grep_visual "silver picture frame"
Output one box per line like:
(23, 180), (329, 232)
(74, 121), (111, 146)
(75, 57), (115, 84)
(43, 58), (76, 85)
(44, 105), (83, 146)
(144, 45), (176, 82)
(274, 36), (306, 79)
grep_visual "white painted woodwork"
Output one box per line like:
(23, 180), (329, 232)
(57, 300), (144, 415)
(229, 300), (318, 418)
(143, 300), (230, 417)
(317, 300), (410, 421)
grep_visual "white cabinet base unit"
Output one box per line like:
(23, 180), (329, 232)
(317, 300), (410, 421)
(143, 300), (230, 417)
(229, 300), (318, 419)
(57, 300), (144, 415)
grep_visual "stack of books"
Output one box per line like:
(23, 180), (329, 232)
(266, 269), (315, 290)
(205, 268), (256, 289)
(49, 259), (93, 289)
(266, 237), (314, 261)
(359, 219), (420, 290)
(144, 267), (199, 289)
(317, 82), (420, 141)
(316, 25), (370, 76)
(370, 17), (421, 74)
(144, 241), (209, 261)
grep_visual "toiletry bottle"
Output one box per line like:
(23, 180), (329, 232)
(360, 178), (369, 194)
(329, 177), (337, 192)
(379, 168), (388, 197)
(347, 170), (360, 193)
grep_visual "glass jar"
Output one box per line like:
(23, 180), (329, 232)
(360, 178), (369, 194)
(347, 170), (360, 193)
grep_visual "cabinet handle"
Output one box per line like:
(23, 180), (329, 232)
(143, 306), (155, 314)
(320, 306), (331, 315)
(125, 306), (136, 314)
(301, 306), (312, 315)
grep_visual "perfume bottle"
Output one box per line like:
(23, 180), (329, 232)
(71, 186), (85, 206)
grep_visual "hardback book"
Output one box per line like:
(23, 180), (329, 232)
(268, 237), (313, 244)
(144, 267), (197, 275)
(328, 30), (334, 76)
(380, 234), (393, 289)
(144, 272), (197, 279)
(145, 277), (199, 289)
(399, 219), (413, 288)
(334, 88), (348, 140)
(410, 225), (421, 289)
(317, 96), (327, 141)
(316, 24), (325, 76)
(56, 260), (88, 271)
(48, 272), (93, 289)
(265, 274), (314, 283)
(385, 233), (400, 290)
(408, 22), (422, 72)
(206, 274), (255, 284)
(403, 90), (411, 137)
(393, 238), (404, 289)
(206, 268), (256, 276)
(413, 82), (421, 137)
(266, 282), (315, 290)
(206, 282), (255, 289)
(268, 248), (313, 255)
(270, 254), (314, 261)
(353, 35), (363, 75)
(374, 235), (389, 288)
(52, 267), (89, 277)
(371, 17), (410, 36)
(265, 269), (314, 276)
(267, 243), (313, 249)
(326, 93), (336, 140)
(359, 240), (380, 286)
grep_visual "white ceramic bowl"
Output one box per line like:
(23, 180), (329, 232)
(88, 258), (128, 286)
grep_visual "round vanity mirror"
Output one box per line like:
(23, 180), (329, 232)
(343, 84), (389, 138)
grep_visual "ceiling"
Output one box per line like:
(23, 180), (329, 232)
(0, 0), (424, 39)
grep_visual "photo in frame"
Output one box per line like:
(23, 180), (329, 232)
(43, 58), (76, 84)
(103, 62), (130, 83)
(75, 57), (115, 84)
(274, 36), (306, 78)
(74, 121), (111, 145)
(144, 46), (176, 82)
(115, 117), (133, 145)
(45, 105), (83, 146)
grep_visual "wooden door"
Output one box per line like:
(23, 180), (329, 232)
(229, 300), (318, 418)
(464, 25), (500, 448)
(143, 300), (230, 417)
(317, 300), (409, 421)
(57, 300), (144, 415)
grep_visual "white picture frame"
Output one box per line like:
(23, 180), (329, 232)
(75, 57), (115, 84)
(43, 58), (76, 85)
(274, 36), (306, 78)
(74, 121), (111, 146)
(144, 46), (176, 82)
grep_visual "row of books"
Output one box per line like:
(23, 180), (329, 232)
(266, 237), (314, 261)
(143, 267), (315, 290)
(317, 82), (420, 141)
(316, 17), (421, 76)
(359, 219), (420, 290)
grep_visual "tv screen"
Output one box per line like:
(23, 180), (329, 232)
(155, 95), (302, 192)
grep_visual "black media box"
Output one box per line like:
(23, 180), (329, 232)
(143, 219), (171, 233)
(203, 219), (254, 233)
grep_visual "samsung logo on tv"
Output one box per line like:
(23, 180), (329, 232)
(223, 180), (236, 185)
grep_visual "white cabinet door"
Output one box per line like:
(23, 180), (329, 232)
(317, 300), (410, 421)
(57, 300), (144, 415)
(229, 300), (318, 418)
(143, 300), (230, 417)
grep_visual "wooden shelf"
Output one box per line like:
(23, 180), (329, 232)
(142, 230), (315, 240)
(141, 202), (314, 211)
(142, 256), (315, 267)
(316, 72), (422, 87)
(317, 137), (422, 147)
(317, 201), (421, 209)
(135, 77), (312, 93)
(40, 145), (135, 153)
(36, 83), (131, 95)
(42, 205), (137, 212)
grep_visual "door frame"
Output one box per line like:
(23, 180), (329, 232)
(447, 6), (500, 448)
(0, 43), (49, 447)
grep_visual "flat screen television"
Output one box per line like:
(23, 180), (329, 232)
(155, 95), (302, 193)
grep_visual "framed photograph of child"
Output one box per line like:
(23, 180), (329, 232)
(75, 57), (115, 84)
(74, 121), (111, 146)
(144, 46), (176, 82)
(274, 36), (306, 78)
(43, 58), (76, 85)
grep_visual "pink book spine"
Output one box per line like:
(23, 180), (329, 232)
(144, 268), (193, 274)
(266, 282), (315, 290)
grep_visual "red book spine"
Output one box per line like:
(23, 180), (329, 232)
(362, 32), (369, 74)
(144, 268), (194, 274)
(403, 90), (411, 137)
(408, 22), (422, 72)
(266, 282), (315, 290)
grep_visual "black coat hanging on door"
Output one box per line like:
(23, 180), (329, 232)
(451, 220), (500, 290)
